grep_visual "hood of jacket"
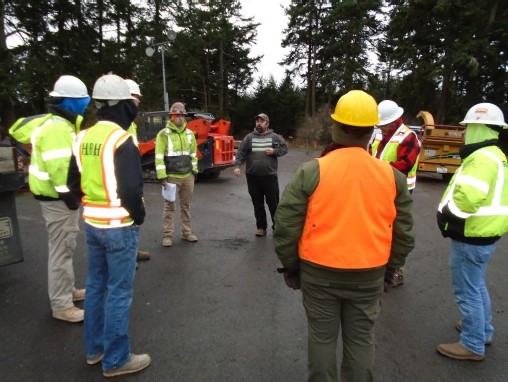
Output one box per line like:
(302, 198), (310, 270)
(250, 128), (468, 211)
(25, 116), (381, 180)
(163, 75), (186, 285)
(464, 123), (499, 145)
(9, 110), (82, 144)
(167, 119), (187, 133)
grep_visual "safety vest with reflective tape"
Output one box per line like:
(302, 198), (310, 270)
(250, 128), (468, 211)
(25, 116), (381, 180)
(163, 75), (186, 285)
(438, 146), (508, 238)
(74, 121), (133, 228)
(371, 124), (419, 191)
(127, 122), (139, 147)
(9, 114), (80, 198)
(299, 148), (397, 269)
(155, 121), (197, 179)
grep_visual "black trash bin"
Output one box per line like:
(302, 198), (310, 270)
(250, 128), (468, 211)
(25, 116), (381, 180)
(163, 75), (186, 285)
(0, 171), (26, 267)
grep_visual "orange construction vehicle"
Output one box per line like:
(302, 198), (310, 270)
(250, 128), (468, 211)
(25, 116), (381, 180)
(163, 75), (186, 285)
(136, 111), (235, 180)
(416, 111), (465, 181)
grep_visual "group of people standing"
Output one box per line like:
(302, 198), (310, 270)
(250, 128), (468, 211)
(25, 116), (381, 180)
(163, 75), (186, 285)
(274, 90), (508, 381)
(10, 74), (149, 377)
(8, 72), (508, 381)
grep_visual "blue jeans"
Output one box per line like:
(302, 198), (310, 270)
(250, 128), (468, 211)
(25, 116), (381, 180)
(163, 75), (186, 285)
(450, 240), (496, 355)
(84, 223), (139, 371)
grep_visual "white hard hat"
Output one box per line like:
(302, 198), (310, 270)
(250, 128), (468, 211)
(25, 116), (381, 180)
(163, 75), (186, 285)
(92, 74), (134, 100)
(377, 100), (404, 126)
(49, 75), (88, 98)
(460, 103), (508, 127)
(124, 79), (142, 97)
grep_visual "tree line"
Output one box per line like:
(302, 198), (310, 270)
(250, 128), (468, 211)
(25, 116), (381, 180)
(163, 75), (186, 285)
(1, 0), (506, 143)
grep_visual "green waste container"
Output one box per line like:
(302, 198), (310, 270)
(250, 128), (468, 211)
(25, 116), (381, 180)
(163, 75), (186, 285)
(0, 171), (25, 267)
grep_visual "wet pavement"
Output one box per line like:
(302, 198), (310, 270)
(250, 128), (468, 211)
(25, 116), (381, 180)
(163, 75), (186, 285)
(1, 148), (507, 381)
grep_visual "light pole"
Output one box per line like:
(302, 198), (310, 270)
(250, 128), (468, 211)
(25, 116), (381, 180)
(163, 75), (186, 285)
(145, 30), (177, 112)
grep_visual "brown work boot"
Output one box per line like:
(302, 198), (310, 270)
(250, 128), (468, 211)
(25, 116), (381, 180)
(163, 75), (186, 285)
(162, 237), (172, 247)
(52, 306), (84, 323)
(255, 228), (266, 237)
(455, 320), (492, 345)
(436, 342), (484, 361)
(136, 249), (150, 261)
(72, 289), (86, 302)
(103, 353), (151, 377)
(182, 233), (198, 242)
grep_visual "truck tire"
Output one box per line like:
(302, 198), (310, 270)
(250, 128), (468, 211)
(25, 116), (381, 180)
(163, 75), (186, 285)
(141, 153), (157, 182)
(207, 169), (221, 179)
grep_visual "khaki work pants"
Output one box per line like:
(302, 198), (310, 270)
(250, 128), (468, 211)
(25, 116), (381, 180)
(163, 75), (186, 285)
(40, 201), (80, 312)
(163, 175), (195, 238)
(301, 271), (383, 382)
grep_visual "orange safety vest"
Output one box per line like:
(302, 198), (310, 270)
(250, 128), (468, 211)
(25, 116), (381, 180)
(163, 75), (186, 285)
(299, 148), (397, 269)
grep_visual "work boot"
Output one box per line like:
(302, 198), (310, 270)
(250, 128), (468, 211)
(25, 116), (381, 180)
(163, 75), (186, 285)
(182, 233), (198, 242)
(162, 237), (172, 247)
(72, 289), (86, 302)
(436, 342), (484, 361)
(136, 249), (150, 261)
(86, 353), (104, 365)
(255, 228), (266, 237)
(103, 353), (151, 377)
(52, 306), (84, 323)
(455, 320), (492, 345)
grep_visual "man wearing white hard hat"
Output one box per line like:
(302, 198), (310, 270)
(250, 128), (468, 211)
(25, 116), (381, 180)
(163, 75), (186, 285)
(124, 78), (150, 262)
(436, 102), (508, 362)
(9, 75), (90, 323)
(370, 99), (420, 288)
(371, 100), (421, 193)
(73, 74), (150, 377)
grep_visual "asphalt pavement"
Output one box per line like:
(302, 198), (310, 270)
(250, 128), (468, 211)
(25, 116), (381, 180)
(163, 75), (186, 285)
(1, 148), (507, 381)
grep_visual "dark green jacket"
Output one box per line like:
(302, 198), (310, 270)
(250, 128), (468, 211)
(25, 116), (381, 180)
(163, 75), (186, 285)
(274, 152), (415, 282)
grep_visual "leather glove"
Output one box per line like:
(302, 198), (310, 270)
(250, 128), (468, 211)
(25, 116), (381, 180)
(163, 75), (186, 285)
(384, 266), (399, 292)
(277, 262), (301, 290)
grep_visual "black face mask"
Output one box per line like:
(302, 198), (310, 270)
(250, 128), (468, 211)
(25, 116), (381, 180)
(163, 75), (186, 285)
(96, 100), (138, 130)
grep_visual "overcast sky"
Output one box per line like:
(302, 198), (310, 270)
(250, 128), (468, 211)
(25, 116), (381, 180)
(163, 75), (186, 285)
(6, 0), (291, 83)
(240, 0), (290, 84)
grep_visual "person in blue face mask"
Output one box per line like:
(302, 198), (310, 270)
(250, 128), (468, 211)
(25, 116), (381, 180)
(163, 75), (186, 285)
(9, 75), (90, 323)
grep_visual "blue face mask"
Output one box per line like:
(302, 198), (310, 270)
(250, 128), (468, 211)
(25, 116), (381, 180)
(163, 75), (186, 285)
(59, 96), (91, 116)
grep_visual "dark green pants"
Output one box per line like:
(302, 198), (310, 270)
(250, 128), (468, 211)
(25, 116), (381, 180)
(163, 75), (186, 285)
(301, 272), (383, 382)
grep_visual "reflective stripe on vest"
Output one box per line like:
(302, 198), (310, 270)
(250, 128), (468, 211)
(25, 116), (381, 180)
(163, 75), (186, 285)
(299, 148), (397, 269)
(29, 116), (75, 195)
(75, 121), (133, 227)
(164, 127), (197, 158)
(371, 124), (419, 190)
(438, 148), (508, 218)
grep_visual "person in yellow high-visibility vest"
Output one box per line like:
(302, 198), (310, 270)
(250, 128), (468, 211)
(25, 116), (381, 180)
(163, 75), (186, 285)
(73, 74), (150, 377)
(9, 75), (89, 323)
(125, 78), (150, 262)
(370, 99), (421, 288)
(436, 102), (508, 362)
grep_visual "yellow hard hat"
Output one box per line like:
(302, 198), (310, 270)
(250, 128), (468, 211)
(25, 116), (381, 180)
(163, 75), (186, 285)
(330, 90), (380, 127)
